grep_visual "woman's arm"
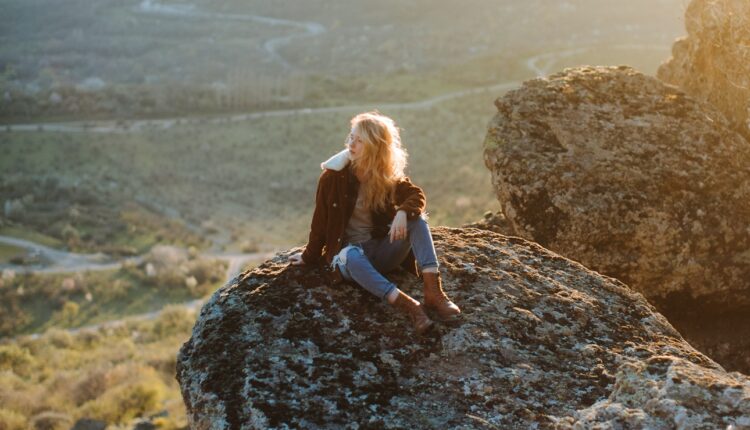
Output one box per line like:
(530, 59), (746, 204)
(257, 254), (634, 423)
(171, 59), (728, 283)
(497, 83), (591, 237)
(394, 177), (426, 220)
(300, 171), (330, 265)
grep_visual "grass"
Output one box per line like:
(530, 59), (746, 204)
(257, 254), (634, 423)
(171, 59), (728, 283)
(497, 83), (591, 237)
(0, 243), (26, 264)
(0, 225), (62, 248)
(0, 46), (543, 251)
(0, 189), (209, 256)
(0, 40), (673, 253)
(0, 256), (228, 338)
(0, 0), (686, 121)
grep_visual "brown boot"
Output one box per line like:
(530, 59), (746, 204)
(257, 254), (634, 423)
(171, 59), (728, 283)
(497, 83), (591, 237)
(392, 290), (434, 335)
(422, 271), (461, 320)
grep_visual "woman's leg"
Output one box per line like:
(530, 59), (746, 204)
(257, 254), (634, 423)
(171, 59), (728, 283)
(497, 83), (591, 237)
(337, 245), (398, 301)
(370, 215), (439, 274)
(337, 244), (434, 333)
(369, 215), (461, 319)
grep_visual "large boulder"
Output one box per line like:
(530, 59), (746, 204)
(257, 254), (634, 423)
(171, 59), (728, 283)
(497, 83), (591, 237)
(176, 227), (749, 429)
(482, 66), (750, 310)
(658, 0), (750, 140)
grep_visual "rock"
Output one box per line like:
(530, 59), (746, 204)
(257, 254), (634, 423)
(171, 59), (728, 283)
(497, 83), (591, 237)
(69, 418), (107, 430)
(463, 210), (514, 236)
(658, 0), (750, 140)
(176, 227), (749, 429)
(482, 66), (750, 310)
(131, 418), (157, 430)
(144, 245), (188, 270)
(48, 91), (62, 105)
(76, 77), (105, 92)
(28, 411), (71, 430)
(2, 268), (16, 281)
(557, 356), (750, 429)
(145, 263), (156, 278)
(3, 198), (25, 219)
(184, 276), (198, 290)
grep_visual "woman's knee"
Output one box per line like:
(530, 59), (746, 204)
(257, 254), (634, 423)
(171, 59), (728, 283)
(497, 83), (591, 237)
(407, 215), (429, 231)
(344, 246), (368, 267)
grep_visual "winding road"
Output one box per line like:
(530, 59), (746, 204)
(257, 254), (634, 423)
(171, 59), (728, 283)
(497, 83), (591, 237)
(2, 43), (669, 134)
(136, 0), (325, 72)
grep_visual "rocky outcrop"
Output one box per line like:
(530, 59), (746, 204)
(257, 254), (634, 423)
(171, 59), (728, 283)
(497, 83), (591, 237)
(483, 66), (750, 311)
(462, 210), (514, 236)
(658, 0), (750, 140)
(176, 227), (749, 429)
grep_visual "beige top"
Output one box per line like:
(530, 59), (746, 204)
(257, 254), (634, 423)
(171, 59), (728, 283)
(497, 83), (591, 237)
(344, 188), (373, 244)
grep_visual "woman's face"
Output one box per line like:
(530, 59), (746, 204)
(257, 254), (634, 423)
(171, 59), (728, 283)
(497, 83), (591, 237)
(347, 126), (364, 160)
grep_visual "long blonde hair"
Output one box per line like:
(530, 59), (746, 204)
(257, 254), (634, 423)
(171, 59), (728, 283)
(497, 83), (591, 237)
(348, 111), (408, 212)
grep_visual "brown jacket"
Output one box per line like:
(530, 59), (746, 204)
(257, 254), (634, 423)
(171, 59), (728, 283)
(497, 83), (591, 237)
(301, 154), (426, 277)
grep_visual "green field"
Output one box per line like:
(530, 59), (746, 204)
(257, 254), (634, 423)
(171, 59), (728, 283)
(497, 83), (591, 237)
(0, 255), (227, 337)
(0, 0), (684, 121)
(0, 243), (26, 264)
(0, 91), (499, 248)
(0, 43), (674, 253)
(0, 226), (62, 248)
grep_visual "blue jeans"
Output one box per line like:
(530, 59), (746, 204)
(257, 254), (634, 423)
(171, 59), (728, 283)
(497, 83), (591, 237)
(332, 215), (439, 301)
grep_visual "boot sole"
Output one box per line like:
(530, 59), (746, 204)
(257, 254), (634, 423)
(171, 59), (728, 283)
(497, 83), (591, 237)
(416, 319), (435, 335)
(424, 304), (462, 322)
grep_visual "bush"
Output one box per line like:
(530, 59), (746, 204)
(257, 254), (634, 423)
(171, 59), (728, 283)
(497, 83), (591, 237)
(151, 306), (194, 339)
(144, 246), (188, 270)
(99, 279), (129, 301)
(53, 301), (80, 327)
(0, 344), (36, 377)
(153, 269), (186, 290)
(70, 368), (109, 406)
(186, 258), (223, 285)
(45, 328), (75, 349)
(0, 408), (27, 430)
(28, 411), (72, 430)
(78, 380), (165, 424)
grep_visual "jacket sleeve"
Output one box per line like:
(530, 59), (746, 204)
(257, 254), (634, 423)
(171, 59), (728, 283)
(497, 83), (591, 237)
(301, 171), (329, 265)
(395, 177), (426, 221)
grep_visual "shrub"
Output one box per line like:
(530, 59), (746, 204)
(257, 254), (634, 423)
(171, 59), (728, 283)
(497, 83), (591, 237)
(99, 278), (129, 301)
(186, 258), (223, 285)
(0, 344), (36, 377)
(70, 368), (109, 406)
(45, 328), (75, 349)
(78, 380), (165, 424)
(151, 306), (194, 339)
(75, 330), (102, 348)
(60, 224), (80, 248)
(144, 246), (188, 270)
(0, 408), (27, 430)
(153, 269), (186, 290)
(28, 411), (72, 430)
(53, 301), (80, 327)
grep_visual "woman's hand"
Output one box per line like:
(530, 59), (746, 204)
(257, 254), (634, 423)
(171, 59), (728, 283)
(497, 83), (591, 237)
(389, 210), (408, 243)
(288, 252), (305, 266)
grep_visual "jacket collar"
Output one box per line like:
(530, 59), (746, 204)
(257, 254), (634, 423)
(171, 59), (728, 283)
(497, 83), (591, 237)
(321, 149), (351, 171)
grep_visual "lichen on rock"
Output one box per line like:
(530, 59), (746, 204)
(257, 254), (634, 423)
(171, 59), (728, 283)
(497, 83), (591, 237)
(176, 227), (749, 429)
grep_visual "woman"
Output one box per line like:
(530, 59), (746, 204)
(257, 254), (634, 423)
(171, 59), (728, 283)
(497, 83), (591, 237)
(288, 111), (460, 334)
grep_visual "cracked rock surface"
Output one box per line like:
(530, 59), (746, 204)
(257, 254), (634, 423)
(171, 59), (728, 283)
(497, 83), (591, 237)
(483, 65), (750, 311)
(176, 227), (749, 429)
